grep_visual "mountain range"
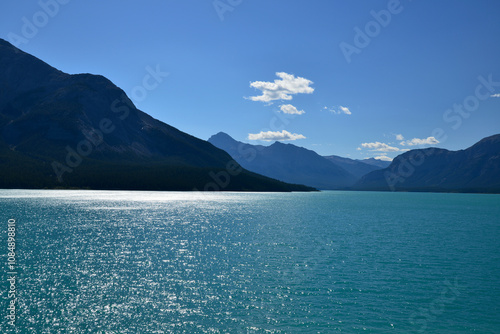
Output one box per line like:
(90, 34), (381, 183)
(323, 155), (389, 179)
(208, 132), (387, 189)
(0, 38), (313, 192)
(354, 134), (500, 193)
(209, 132), (500, 193)
(2, 38), (499, 194)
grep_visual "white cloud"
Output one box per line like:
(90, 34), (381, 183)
(324, 105), (352, 115)
(247, 72), (314, 102)
(374, 155), (393, 162)
(248, 130), (306, 141)
(491, 94), (500, 98)
(401, 136), (440, 146)
(361, 142), (400, 152)
(339, 106), (352, 115)
(279, 104), (305, 115)
(395, 134), (404, 141)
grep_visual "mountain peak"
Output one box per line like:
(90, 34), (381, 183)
(209, 131), (234, 141)
(270, 141), (287, 147)
(208, 132), (240, 149)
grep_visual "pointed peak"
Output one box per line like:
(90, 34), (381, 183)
(214, 131), (232, 138)
(208, 132), (239, 144)
(269, 141), (301, 149)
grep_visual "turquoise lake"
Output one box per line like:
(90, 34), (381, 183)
(1, 190), (499, 333)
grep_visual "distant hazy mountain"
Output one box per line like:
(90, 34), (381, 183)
(357, 158), (391, 169)
(323, 155), (384, 179)
(0, 39), (313, 192)
(354, 134), (500, 193)
(208, 132), (357, 189)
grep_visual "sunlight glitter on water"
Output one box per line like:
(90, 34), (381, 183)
(0, 190), (499, 333)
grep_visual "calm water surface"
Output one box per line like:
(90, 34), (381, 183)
(0, 190), (499, 333)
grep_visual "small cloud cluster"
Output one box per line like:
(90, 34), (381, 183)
(358, 134), (440, 159)
(491, 94), (500, 98)
(339, 106), (352, 115)
(361, 142), (400, 152)
(400, 136), (439, 146)
(248, 130), (306, 141)
(279, 104), (305, 115)
(246, 72), (351, 143)
(374, 155), (393, 162)
(246, 72), (311, 141)
(247, 72), (314, 102)
(324, 105), (352, 115)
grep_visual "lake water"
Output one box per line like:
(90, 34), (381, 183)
(1, 190), (499, 333)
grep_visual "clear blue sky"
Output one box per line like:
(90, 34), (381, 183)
(2, 0), (500, 161)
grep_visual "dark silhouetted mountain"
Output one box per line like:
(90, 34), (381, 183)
(0, 39), (314, 191)
(208, 132), (357, 189)
(356, 158), (391, 169)
(353, 134), (500, 193)
(323, 155), (384, 179)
